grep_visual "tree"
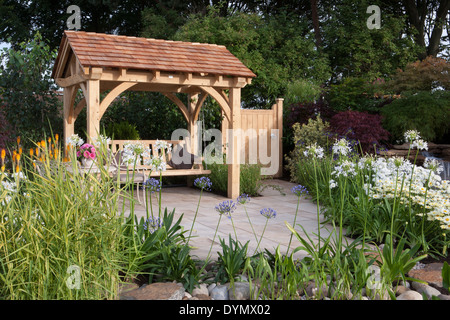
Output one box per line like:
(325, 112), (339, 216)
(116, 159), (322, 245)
(319, 0), (421, 82)
(402, 0), (450, 58)
(387, 56), (450, 93)
(0, 32), (62, 145)
(174, 5), (331, 108)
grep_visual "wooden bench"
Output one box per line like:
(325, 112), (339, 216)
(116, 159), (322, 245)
(108, 139), (211, 177)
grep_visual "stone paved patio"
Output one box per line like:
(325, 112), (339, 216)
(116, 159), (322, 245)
(123, 179), (343, 260)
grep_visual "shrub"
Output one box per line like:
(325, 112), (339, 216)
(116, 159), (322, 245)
(0, 32), (62, 145)
(386, 56), (450, 93)
(329, 110), (390, 154)
(0, 106), (14, 150)
(286, 115), (332, 183)
(0, 140), (124, 299)
(381, 91), (450, 143)
(326, 77), (389, 113)
(104, 120), (140, 140)
(206, 161), (264, 196)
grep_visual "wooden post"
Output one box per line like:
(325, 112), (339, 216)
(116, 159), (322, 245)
(187, 93), (198, 156)
(86, 79), (100, 141)
(275, 98), (283, 178)
(187, 93), (198, 187)
(227, 87), (241, 199)
(63, 86), (75, 149)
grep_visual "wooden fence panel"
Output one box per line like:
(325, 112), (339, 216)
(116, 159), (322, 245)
(221, 98), (283, 178)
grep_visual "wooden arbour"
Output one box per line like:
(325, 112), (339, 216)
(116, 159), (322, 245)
(52, 31), (256, 198)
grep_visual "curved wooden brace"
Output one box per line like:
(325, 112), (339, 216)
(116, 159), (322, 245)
(73, 98), (86, 122)
(162, 92), (189, 122)
(192, 93), (209, 122)
(99, 82), (138, 119)
(198, 86), (231, 122)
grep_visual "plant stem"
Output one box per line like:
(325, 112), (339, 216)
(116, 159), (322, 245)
(286, 195), (300, 255)
(255, 219), (269, 255)
(187, 189), (203, 247)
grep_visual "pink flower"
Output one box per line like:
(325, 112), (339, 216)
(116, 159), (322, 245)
(77, 151), (81, 157)
(89, 152), (95, 159)
(83, 151), (90, 159)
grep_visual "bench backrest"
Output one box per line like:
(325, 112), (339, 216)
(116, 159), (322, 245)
(108, 140), (185, 164)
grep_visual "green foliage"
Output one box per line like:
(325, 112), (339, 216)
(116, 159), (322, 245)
(215, 235), (249, 285)
(104, 120), (140, 140)
(286, 115), (331, 183)
(381, 91), (450, 143)
(206, 161), (264, 196)
(378, 236), (427, 286)
(285, 79), (322, 105)
(175, 6), (330, 108)
(327, 77), (388, 112)
(0, 148), (124, 299)
(247, 247), (308, 300)
(0, 32), (62, 147)
(386, 56), (450, 94)
(321, 0), (420, 82)
(121, 207), (201, 290)
(101, 92), (187, 140)
(443, 262), (450, 292)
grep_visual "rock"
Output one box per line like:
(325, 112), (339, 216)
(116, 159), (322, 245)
(120, 282), (185, 300)
(306, 282), (328, 299)
(192, 283), (209, 297)
(411, 282), (441, 299)
(229, 282), (250, 300)
(395, 285), (410, 296)
(118, 281), (139, 298)
(194, 294), (212, 300)
(210, 284), (229, 300)
(397, 291), (423, 300)
(438, 294), (450, 300)
(408, 262), (444, 289)
(208, 283), (217, 295)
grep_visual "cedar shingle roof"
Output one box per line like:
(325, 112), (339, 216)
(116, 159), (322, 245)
(53, 30), (256, 79)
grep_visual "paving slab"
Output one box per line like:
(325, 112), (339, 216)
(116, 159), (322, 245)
(121, 179), (347, 261)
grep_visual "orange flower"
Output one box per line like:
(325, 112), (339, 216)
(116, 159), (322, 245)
(41, 140), (46, 148)
(19, 147), (22, 155)
(17, 136), (20, 145)
(35, 147), (40, 157)
(1, 165), (5, 172)
(55, 134), (59, 141)
(1, 149), (5, 161)
(15, 165), (20, 172)
(16, 154), (21, 162)
(30, 148), (34, 157)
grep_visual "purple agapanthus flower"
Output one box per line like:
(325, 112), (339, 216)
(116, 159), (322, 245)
(215, 200), (237, 218)
(143, 178), (161, 193)
(260, 208), (277, 219)
(194, 176), (212, 191)
(291, 185), (308, 197)
(236, 193), (251, 205)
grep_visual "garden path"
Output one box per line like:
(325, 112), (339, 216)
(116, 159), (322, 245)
(124, 179), (348, 260)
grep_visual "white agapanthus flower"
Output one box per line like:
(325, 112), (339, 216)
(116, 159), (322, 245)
(122, 141), (149, 166)
(332, 160), (357, 178)
(155, 139), (172, 153)
(144, 155), (167, 172)
(404, 130), (421, 143)
(93, 134), (111, 147)
(66, 134), (84, 148)
(303, 143), (324, 159)
(423, 158), (444, 175)
(410, 138), (428, 151)
(332, 138), (351, 156)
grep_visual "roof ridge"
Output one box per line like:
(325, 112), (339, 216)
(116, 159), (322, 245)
(64, 30), (227, 48)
